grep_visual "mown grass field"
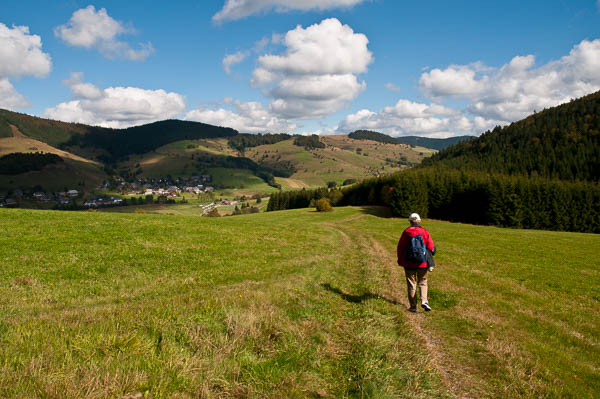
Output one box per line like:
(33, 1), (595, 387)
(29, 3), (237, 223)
(0, 207), (598, 398)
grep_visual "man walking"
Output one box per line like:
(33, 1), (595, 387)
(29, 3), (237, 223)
(397, 213), (435, 312)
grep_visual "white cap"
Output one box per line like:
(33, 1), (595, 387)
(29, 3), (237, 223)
(409, 213), (421, 223)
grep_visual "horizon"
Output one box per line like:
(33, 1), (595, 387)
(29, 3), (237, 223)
(2, 0), (599, 137)
(0, 105), (480, 138)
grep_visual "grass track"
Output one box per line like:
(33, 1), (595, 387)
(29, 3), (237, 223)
(0, 207), (598, 398)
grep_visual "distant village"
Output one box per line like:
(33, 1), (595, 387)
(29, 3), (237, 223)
(111, 175), (214, 197)
(0, 175), (214, 209)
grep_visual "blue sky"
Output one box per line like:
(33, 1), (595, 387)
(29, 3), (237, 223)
(1, 0), (599, 137)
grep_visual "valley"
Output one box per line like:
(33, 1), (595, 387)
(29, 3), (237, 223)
(0, 109), (439, 204)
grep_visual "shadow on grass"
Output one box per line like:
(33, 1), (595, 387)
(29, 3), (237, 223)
(358, 206), (393, 218)
(321, 283), (399, 305)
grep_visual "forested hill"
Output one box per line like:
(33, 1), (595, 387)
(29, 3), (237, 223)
(422, 91), (600, 181)
(0, 109), (99, 147)
(347, 130), (474, 150)
(0, 109), (239, 162)
(64, 119), (238, 162)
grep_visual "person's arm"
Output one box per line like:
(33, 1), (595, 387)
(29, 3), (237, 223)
(424, 230), (435, 254)
(397, 232), (407, 265)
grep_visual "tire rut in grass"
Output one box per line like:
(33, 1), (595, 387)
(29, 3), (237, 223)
(323, 221), (453, 397)
(338, 221), (472, 399)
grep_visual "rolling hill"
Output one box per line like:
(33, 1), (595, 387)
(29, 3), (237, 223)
(0, 110), (238, 162)
(348, 129), (475, 150)
(0, 108), (437, 193)
(116, 134), (433, 191)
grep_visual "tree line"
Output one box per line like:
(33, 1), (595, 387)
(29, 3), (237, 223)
(0, 152), (64, 175)
(268, 168), (600, 233)
(345, 169), (600, 233)
(228, 133), (292, 152)
(293, 135), (325, 149)
(266, 187), (343, 212)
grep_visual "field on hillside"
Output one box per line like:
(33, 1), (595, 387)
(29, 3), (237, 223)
(246, 136), (435, 188)
(0, 125), (107, 191)
(121, 139), (235, 179)
(0, 207), (598, 398)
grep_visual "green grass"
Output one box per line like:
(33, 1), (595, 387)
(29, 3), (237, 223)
(0, 207), (598, 398)
(207, 167), (273, 190)
(348, 213), (600, 398)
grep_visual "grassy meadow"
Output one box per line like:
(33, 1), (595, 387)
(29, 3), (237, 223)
(0, 207), (598, 398)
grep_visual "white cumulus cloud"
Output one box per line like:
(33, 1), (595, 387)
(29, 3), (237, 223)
(0, 23), (52, 110)
(338, 99), (501, 138)
(0, 23), (52, 78)
(420, 64), (488, 98)
(213, 0), (366, 23)
(54, 5), (154, 61)
(222, 51), (248, 74)
(185, 99), (297, 133)
(252, 18), (372, 119)
(0, 78), (30, 109)
(63, 72), (103, 100)
(44, 74), (185, 128)
(419, 39), (600, 121)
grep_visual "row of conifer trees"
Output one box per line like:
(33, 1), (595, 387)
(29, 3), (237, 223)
(266, 187), (343, 212)
(268, 168), (600, 233)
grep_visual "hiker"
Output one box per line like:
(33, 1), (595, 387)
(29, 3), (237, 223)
(397, 213), (435, 312)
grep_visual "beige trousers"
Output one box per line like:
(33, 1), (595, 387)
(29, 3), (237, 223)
(404, 268), (428, 308)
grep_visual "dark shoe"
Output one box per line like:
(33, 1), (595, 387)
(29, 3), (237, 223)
(408, 307), (417, 313)
(421, 302), (431, 312)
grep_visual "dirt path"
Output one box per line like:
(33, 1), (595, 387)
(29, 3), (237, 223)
(9, 124), (26, 138)
(330, 217), (471, 398)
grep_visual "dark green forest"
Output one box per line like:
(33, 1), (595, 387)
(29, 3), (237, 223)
(0, 152), (64, 175)
(228, 133), (292, 152)
(348, 130), (474, 150)
(348, 130), (400, 144)
(64, 120), (238, 162)
(293, 135), (325, 149)
(267, 187), (342, 212)
(422, 91), (600, 181)
(340, 169), (600, 233)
